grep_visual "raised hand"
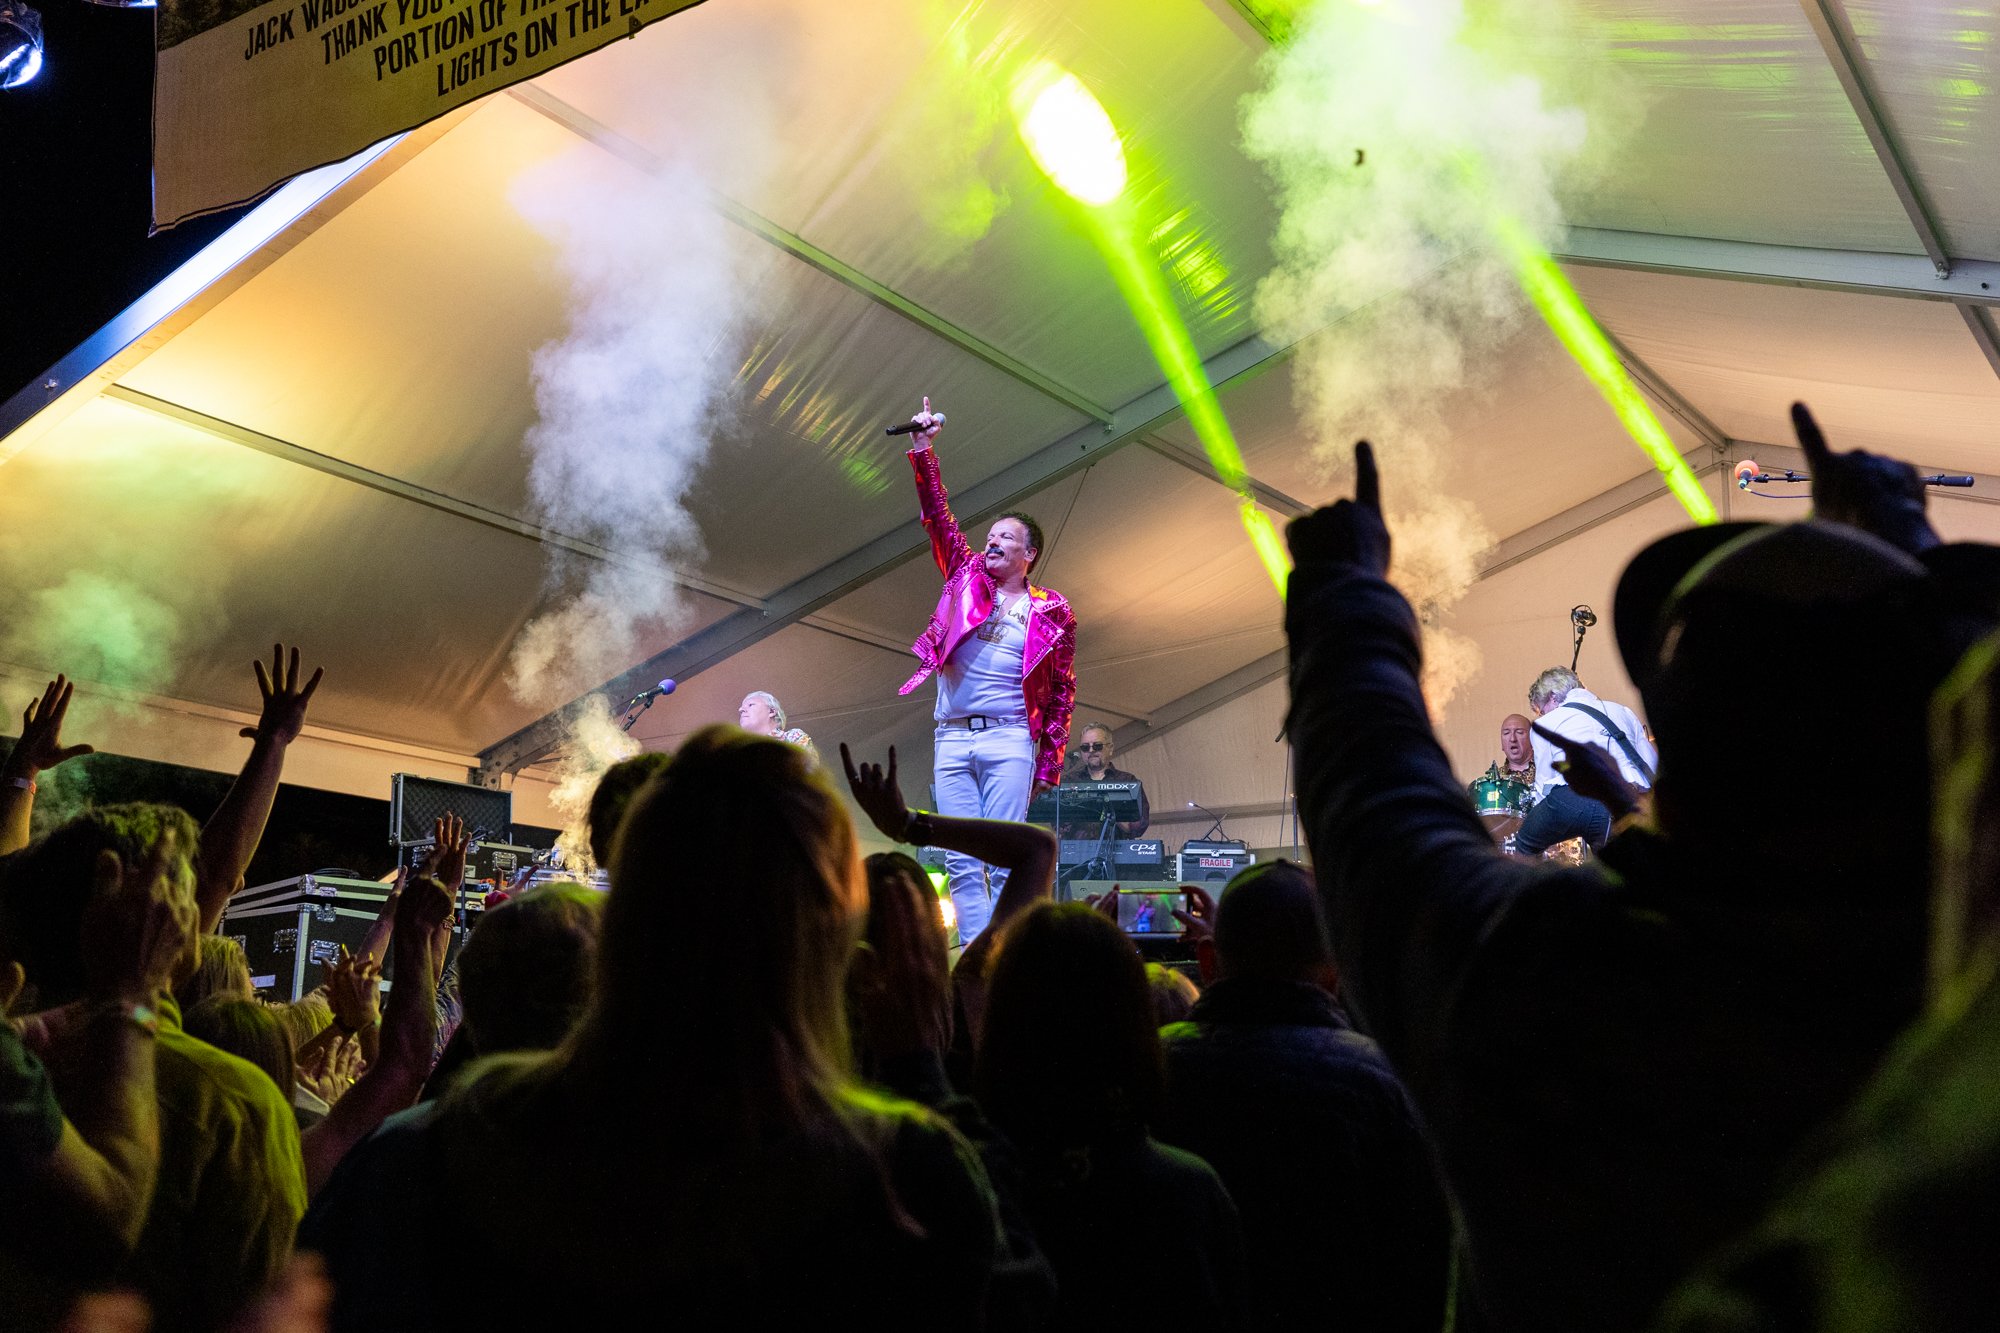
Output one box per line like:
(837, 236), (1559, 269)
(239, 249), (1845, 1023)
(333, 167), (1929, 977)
(237, 644), (324, 745)
(321, 947), (382, 1036)
(421, 813), (469, 892)
(1287, 440), (1390, 577)
(395, 873), (455, 939)
(1171, 883), (1218, 941)
(6, 675), (95, 778)
(80, 828), (197, 1004)
(1084, 885), (1121, 921)
(840, 743), (914, 843)
(910, 394), (944, 445)
(1532, 723), (1645, 821)
(1793, 402), (1940, 555)
(296, 1032), (363, 1106)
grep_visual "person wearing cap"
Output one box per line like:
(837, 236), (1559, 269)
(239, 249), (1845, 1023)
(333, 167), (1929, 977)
(896, 399), (1078, 945)
(1281, 405), (1998, 1330)
(1514, 668), (1655, 856)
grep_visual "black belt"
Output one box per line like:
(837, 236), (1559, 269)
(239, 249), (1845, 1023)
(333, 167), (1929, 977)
(938, 715), (1024, 731)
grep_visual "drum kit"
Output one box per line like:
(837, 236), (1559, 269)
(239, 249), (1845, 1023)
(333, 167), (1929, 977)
(1469, 772), (1530, 845)
(1469, 770), (1586, 864)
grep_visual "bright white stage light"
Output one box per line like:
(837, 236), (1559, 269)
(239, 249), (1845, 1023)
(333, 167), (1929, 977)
(1012, 62), (1128, 207)
(0, 2), (43, 90)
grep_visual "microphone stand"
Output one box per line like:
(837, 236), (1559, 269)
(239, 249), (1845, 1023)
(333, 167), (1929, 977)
(1569, 605), (1596, 673)
(618, 691), (659, 734)
(1085, 806), (1118, 883)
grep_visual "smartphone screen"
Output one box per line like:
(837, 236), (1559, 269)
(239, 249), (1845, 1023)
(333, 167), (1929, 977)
(1116, 889), (1184, 936)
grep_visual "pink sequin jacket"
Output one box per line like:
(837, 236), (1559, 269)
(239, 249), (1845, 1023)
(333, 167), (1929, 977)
(898, 445), (1078, 787)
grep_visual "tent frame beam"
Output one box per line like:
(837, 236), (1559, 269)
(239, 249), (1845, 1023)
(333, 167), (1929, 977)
(1139, 437), (1312, 516)
(1556, 228), (2000, 307)
(1796, 0), (1953, 278)
(100, 384), (770, 611)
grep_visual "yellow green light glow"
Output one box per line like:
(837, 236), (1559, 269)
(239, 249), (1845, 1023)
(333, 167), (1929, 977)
(1094, 218), (1292, 591)
(1488, 214), (1718, 525)
(926, 866), (958, 936)
(1011, 64), (1291, 593)
(1012, 63), (1129, 207)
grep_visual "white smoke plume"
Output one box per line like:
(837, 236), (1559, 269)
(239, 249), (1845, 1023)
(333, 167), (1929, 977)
(1243, 0), (1632, 714)
(893, 1), (1015, 269)
(505, 11), (800, 708)
(542, 696), (642, 876)
(505, 139), (764, 706)
(503, 27), (792, 831)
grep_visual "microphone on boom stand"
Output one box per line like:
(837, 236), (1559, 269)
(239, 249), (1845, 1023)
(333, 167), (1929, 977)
(1187, 800), (1229, 842)
(1734, 458), (1975, 490)
(618, 678), (677, 733)
(1569, 604), (1596, 673)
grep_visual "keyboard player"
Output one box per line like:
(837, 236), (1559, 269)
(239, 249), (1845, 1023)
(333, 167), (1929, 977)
(1060, 722), (1151, 838)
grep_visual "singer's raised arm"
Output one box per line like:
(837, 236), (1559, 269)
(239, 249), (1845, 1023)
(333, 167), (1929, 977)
(908, 434), (977, 581)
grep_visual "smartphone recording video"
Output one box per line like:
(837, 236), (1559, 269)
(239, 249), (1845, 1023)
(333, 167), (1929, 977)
(1116, 888), (1184, 937)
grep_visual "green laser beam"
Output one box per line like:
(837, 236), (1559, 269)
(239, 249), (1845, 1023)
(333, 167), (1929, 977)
(1014, 65), (1291, 593)
(1489, 214), (1718, 525)
(1095, 208), (1294, 592)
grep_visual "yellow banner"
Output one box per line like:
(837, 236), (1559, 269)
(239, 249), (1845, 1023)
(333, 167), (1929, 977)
(152, 0), (707, 229)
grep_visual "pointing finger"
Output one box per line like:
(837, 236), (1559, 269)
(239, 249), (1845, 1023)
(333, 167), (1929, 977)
(1791, 402), (1830, 465)
(1354, 440), (1381, 515)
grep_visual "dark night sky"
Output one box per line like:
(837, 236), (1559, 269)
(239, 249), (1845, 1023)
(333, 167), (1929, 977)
(1, 1), (248, 402)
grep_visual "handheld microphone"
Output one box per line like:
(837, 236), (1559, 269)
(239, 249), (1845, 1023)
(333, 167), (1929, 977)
(631, 679), (677, 704)
(1924, 474), (1976, 487)
(884, 413), (945, 437)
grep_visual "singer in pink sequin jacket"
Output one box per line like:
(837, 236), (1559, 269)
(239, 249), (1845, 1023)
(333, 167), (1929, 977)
(898, 445), (1078, 787)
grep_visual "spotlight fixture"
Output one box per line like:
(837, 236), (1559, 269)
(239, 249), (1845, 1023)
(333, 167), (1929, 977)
(0, 1), (42, 89)
(1011, 62), (1128, 207)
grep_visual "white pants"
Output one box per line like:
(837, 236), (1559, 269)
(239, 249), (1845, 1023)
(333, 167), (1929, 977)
(932, 721), (1035, 944)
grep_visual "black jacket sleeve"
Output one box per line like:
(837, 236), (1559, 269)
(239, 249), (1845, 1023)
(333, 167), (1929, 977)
(1285, 560), (1542, 1091)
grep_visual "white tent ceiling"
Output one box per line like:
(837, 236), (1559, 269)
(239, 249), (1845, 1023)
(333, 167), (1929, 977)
(5, 0), (1999, 841)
